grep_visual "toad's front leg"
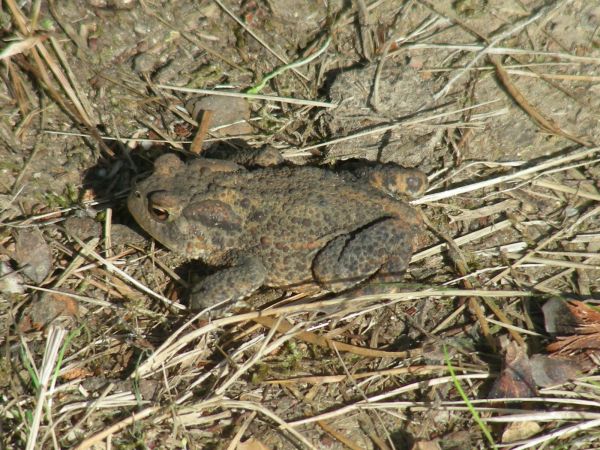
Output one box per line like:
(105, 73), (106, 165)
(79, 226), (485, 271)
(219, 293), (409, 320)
(189, 256), (267, 310)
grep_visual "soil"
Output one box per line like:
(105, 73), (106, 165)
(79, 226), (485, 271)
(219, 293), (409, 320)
(1, 0), (599, 449)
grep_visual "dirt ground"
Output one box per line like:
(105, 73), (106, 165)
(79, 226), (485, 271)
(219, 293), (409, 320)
(1, 0), (600, 449)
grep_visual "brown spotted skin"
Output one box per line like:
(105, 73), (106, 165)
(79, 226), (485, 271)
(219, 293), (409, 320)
(128, 153), (427, 310)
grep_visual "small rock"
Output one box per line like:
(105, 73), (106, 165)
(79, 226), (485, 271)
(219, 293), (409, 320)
(64, 216), (102, 242)
(186, 95), (252, 137)
(110, 223), (147, 249)
(133, 53), (158, 74)
(0, 261), (25, 294)
(90, 0), (135, 9)
(14, 229), (52, 284)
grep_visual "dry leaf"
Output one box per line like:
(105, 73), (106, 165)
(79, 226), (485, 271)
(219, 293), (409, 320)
(20, 291), (79, 331)
(501, 421), (541, 443)
(530, 354), (583, 387)
(237, 437), (271, 450)
(411, 440), (442, 450)
(547, 334), (600, 353)
(544, 299), (600, 367)
(542, 297), (580, 335)
(489, 339), (536, 398)
(564, 301), (600, 331)
(60, 367), (94, 381)
(0, 35), (46, 60)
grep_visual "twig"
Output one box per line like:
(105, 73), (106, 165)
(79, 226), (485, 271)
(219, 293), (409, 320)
(189, 110), (214, 154)
(396, 43), (600, 65)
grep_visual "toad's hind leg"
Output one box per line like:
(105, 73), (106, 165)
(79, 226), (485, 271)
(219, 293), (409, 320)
(312, 218), (416, 293)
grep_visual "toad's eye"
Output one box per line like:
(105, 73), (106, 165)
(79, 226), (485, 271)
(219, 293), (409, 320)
(147, 190), (179, 222)
(149, 203), (170, 222)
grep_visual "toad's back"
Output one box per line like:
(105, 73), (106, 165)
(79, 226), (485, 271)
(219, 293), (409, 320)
(203, 165), (421, 286)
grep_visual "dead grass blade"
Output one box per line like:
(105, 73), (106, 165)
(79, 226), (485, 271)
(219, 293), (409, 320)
(48, 36), (96, 123)
(266, 364), (485, 385)
(488, 204), (600, 285)
(155, 84), (335, 108)
(133, 288), (530, 378)
(25, 325), (67, 450)
(72, 405), (162, 450)
(217, 400), (316, 449)
(412, 146), (600, 205)
(509, 418), (600, 450)
(5, 0), (115, 156)
(252, 316), (420, 359)
(64, 230), (184, 310)
(400, 43), (600, 65)
(528, 176), (600, 202)
(286, 374), (491, 427)
(411, 219), (512, 262)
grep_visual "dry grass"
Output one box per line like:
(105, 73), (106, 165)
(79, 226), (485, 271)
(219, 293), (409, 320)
(1, 0), (600, 449)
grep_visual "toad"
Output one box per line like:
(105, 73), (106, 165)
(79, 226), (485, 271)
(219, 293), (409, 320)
(128, 153), (427, 310)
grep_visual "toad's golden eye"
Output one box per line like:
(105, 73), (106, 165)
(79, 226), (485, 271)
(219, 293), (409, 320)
(147, 190), (179, 222)
(149, 204), (169, 222)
